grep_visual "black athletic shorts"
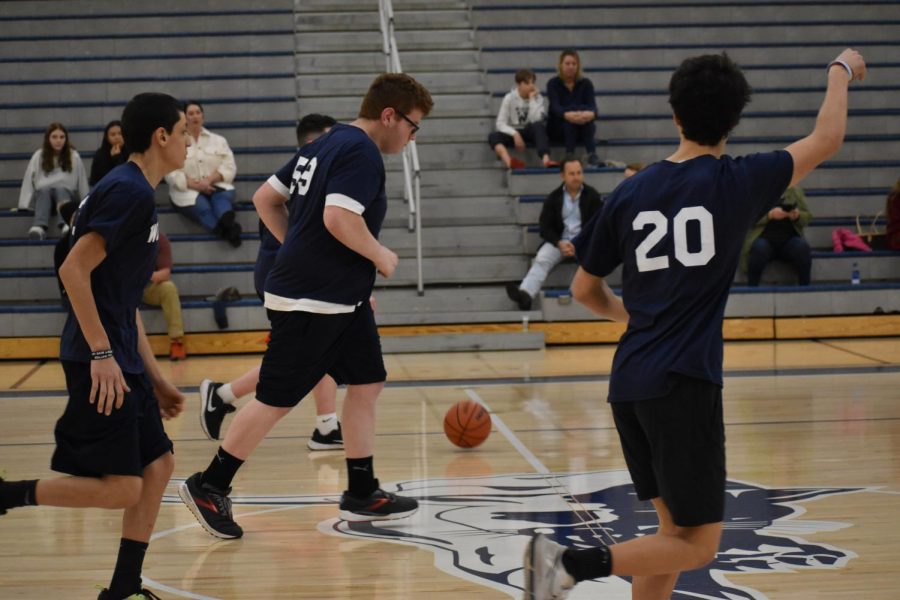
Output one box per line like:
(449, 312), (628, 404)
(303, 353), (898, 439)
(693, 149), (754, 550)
(611, 372), (726, 527)
(256, 301), (387, 408)
(51, 361), (174, 478)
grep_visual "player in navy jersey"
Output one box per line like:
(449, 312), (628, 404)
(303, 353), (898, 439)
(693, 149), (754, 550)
(0, 93), (188, 600)
(180, 74), (433, 539)
(524, 49), (866, 599)
(198, 114), (347, 450)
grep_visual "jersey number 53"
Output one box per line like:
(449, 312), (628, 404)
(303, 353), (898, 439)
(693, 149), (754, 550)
(633, 206), (716, 272)
(290, 156), (318, 196)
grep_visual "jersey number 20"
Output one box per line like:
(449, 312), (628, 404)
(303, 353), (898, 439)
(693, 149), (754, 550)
(632, 207), (715, 272)
(290, 156), (318, 196)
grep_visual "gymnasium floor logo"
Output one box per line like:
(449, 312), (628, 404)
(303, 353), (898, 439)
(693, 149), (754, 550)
(317, 472), (864, 599)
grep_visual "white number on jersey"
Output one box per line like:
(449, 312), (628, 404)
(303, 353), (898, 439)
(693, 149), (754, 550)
(290, 156), (318, 196)
(632, 207), (716, 272)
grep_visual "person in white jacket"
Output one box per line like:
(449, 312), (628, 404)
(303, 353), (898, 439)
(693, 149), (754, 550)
(165, 100), (242, 247)
(488, 69), (558, 169)
(18, 122), (89, 240)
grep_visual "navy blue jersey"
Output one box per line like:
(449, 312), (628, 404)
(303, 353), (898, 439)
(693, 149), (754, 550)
(254, 218), (281, 299)
(263, 124), (387, 312)
(574, 151), (793, 401)
(59, 162), (159, 373)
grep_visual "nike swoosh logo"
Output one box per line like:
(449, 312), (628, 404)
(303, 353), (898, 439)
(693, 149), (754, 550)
(206, 397), (218, 413)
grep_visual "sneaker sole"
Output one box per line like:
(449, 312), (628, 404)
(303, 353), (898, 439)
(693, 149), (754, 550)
(177, 480), (242, 540)
(197, 379), (216, 441)
(338, 505), (418, 522)
(306, 440), (344, 451)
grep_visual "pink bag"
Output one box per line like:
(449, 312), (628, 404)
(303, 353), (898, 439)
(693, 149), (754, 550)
(832, 228), (872, 252)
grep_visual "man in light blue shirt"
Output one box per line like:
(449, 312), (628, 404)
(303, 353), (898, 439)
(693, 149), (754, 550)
(507, 158), (603, 310)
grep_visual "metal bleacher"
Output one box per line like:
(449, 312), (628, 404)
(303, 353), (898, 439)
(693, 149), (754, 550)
(1, 0), (899, 353)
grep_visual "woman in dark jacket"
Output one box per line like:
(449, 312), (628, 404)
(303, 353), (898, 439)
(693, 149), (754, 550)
(89, 120), (126, 187)
(546, 49), (600, 165)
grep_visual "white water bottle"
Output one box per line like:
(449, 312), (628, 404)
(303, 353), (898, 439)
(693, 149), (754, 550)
(851, 262), (860, 285)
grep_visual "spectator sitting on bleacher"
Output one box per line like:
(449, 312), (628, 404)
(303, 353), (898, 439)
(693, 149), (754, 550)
(18, 122), (89, 240)
(89, 120), (126, 187)
(546, 49), (600, 166)
(142, 232), (187, 361)
(740, 186), (812, 286)
(886, 177), (900, 250)
(489, 69), (558, 169)
(165, 100), (242, 247)
(506, 157), (602, 310)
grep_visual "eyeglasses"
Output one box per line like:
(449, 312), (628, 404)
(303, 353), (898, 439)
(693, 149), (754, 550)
(395, 109), (420, 135)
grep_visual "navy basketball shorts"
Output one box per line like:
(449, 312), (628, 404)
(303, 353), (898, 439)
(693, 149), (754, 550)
(52, 360), (174, 478)
(611, 373), (726, 527)
(256, 301), (387, 408)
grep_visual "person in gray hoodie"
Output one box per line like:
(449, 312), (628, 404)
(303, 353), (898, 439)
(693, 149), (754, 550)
(18, 122), (89, 240)
(488, 69), (558, 169)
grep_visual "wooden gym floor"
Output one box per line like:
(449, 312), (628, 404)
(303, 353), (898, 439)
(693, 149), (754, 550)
(0, 338), (898, 599)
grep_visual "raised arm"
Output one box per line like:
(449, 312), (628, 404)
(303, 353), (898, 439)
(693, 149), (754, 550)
(785, 48), (866, 187)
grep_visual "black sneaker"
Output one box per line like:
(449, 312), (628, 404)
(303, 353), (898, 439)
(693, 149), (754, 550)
(199, 379), (236, 441)
(307, 422), (343, 451)
(178, 472), (243, 539)
(338, 483), (418, 522)
(97, 588), (162, 599)
(505, 282), (532, 311)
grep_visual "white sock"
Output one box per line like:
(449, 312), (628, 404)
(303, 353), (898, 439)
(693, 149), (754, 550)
(217, 383), (237, 404)
(316, 413), (338, 434)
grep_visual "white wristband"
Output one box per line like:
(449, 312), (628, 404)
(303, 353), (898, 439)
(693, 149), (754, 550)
(827, 59), (853, 80)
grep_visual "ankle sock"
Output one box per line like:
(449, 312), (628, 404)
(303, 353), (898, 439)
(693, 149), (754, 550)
(346, 456), (376, 498)
(201, 447), (244, 491)
(0, 479), (38, 510)
(562, 546), (612, 582)
(217, 383), (237, 404)
(316, 413), (338, 435)
(107, 538), (148, 599)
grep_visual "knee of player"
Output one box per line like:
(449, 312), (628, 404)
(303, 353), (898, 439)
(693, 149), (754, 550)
(153, 451), (176, 479)
(159, 280), (179, 295)
(102, 476), (143, 508)
(684, 533), (721, 568)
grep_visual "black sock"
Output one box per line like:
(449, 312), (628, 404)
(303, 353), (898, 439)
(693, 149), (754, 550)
(562, 546), (612, 582)
(0, 479), (38, 510)
(201, 447), (244, 491)
(346, 456), (377, 498)
(107, 538), (148, 599)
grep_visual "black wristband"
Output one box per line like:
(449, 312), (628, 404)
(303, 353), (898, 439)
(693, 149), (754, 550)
(91, 349), (114, 361)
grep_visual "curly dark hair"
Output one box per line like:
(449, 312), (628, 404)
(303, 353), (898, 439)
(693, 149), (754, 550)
(668, 53), (752, 146)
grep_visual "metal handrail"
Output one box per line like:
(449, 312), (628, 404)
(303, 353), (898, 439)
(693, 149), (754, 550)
(378, 0), (425, 295)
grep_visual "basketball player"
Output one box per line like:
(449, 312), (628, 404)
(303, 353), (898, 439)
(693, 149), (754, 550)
(523, 49), (866, 599)
(199, 114), (345, 450)
(179, 73), (434, 539)
(0, 93), (188, 600)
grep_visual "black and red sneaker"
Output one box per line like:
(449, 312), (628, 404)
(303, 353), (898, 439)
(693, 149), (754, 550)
(338, 483), (418, 522)
(178, 472), (243, 539)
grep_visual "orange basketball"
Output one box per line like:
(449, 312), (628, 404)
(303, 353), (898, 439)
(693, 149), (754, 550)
(443, 399), (492, 448)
